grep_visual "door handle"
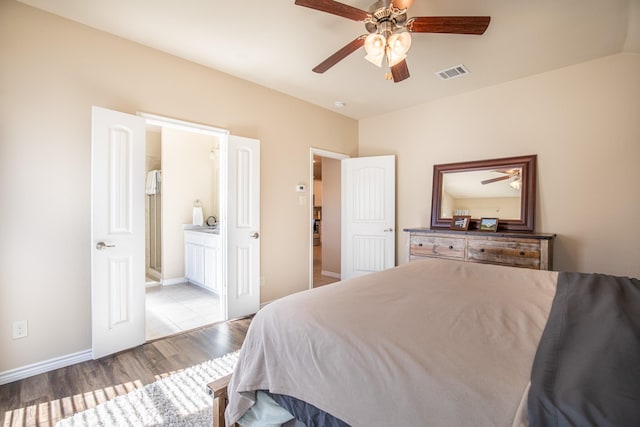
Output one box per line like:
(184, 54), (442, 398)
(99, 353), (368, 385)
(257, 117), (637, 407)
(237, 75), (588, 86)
(96, 241), (116, 251)
(383, 228), (393, 232)
(250, 232), (260, 239)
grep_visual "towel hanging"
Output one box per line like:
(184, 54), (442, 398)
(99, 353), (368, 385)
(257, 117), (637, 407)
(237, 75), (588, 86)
(145, 170), (161, 195)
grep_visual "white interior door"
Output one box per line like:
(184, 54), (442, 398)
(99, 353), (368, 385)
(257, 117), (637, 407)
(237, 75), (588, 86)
(222, 135), (260, 319)
(342, 155), (396, 280)
(91, 106), (146, 359)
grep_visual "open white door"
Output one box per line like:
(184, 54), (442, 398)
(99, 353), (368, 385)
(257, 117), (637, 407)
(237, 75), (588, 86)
(91, 107), (146, 359)
(222, 135), (260, 319)
(342, 155), (395, 280)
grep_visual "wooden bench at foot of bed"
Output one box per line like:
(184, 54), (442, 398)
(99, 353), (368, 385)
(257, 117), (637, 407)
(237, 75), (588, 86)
(207, 374), (236, 427)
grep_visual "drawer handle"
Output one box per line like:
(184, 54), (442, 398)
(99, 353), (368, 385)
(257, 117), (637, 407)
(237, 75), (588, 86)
(448, 245), (453, 250)
(480, 248), (485, 253)
(519, 251), (525, 256)
(418, 243), (423, 247)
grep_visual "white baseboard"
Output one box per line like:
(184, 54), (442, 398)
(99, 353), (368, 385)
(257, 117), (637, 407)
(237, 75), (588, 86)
(162, 277), (186, 286)
(0, 349), (92, 385)
(321, 270), (341, 279)
(146, 268), (161, 280)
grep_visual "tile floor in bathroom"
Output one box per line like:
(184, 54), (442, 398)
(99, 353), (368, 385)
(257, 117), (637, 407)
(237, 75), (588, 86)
(145, 282), (222, 341)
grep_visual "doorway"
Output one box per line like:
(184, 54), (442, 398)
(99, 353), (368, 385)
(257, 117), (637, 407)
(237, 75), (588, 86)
(143, 123), (223, 340)
(309, 149), (349, 288)
(91, 107), (261, 358)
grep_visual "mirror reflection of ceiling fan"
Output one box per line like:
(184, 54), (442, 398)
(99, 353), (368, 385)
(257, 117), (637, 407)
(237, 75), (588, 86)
(481, 169), (522, 189)
(294, 0), (490, 82)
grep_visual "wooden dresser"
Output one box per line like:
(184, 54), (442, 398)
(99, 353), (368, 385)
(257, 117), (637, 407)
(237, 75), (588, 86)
(404, 228), (555, 270)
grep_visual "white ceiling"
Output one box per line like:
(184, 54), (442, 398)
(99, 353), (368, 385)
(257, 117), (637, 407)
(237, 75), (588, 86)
(17, 0), (636, 119)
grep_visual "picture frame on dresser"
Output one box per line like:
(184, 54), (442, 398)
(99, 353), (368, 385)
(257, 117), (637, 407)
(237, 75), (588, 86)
(479, 217), (499, 232)
(451, 215), (471, 231)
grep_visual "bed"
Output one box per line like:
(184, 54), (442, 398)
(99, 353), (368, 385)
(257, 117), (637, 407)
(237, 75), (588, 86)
(212, 258), (640, 427)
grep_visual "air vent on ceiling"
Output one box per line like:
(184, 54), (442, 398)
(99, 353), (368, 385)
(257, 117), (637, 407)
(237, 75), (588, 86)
(435, 64), (470, 80)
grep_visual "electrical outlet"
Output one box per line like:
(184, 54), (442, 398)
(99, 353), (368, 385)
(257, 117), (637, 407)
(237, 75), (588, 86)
(12, 320), (28, 339)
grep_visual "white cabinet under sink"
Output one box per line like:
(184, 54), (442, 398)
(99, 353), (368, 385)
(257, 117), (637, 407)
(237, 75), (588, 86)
(184, 230), (221, 293)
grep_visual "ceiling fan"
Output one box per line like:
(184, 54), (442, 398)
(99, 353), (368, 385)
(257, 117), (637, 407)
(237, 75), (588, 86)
(294, 0), (490, 82)
(481, 169), (521, 189)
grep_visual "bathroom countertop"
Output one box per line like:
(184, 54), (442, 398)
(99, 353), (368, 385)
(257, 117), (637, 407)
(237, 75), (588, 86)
(183, 225), (219, 234)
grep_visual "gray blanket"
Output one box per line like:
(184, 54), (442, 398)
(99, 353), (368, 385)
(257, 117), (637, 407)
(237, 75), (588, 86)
(528, 272), (640, 426)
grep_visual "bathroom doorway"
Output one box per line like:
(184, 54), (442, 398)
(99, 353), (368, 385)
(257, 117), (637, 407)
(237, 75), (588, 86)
(143, 122), (224, 340)
(91, 108), (261, 356)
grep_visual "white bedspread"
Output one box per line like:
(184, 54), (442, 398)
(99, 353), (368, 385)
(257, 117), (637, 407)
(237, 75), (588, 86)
(226, 258), (558, 427)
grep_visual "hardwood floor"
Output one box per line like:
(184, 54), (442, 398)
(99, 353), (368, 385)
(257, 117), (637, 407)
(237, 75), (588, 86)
(0, 317), (251, 426)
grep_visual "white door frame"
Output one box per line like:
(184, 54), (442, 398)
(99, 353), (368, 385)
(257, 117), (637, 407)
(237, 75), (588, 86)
(92, 109), (260, 355)
(140, 114), (260, 320)
(138, 113), (229, 324)
(308, 148), (349, 289)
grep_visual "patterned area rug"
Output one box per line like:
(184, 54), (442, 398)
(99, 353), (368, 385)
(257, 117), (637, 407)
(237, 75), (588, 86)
(55, 351), (239, 426)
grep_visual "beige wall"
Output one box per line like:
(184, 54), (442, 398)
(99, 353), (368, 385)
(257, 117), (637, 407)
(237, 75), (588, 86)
(161, 128), (219, 281)
(321, 158), (341, 275)
(0, 1), (358, 373)
(360, 53), (640, 278)
(146, 130), (162, 159)
(448, 196), (521, 220)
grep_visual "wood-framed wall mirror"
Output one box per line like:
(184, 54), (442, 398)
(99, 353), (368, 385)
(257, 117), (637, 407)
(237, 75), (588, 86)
(430, 155), (537, 232)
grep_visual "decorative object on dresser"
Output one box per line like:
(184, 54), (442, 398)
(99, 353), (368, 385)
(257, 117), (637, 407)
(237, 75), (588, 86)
(431, 154), (536, 232)
(450, 215), (471, 231)
(479, 217), (499, 232)
(404, 228), (555, 270)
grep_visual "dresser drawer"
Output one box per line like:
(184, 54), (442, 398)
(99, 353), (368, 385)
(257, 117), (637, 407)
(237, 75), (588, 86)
(405, 229), (554, 270)
(467, 239), (541, 269)
(410, 235), (465, 259)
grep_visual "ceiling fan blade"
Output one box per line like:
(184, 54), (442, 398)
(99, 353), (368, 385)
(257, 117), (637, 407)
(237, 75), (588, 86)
(481, 175), (510, 185)
(295, 0), (370, 22)
(312, 36), (366, 74)
(392, 0), (415, 10)
(496, 168), (520, 174)
(391, 59), (410, 83)
(407, 16), (491, 35)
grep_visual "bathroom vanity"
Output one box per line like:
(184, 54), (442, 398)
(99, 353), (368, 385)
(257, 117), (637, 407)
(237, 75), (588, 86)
(184, 228), (221, 293)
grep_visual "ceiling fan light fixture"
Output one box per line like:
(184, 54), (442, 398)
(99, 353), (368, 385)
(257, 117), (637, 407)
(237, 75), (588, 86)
(386, 31), (410, 67)
(365, 51), (385, 67)
(510, 179), (521, 190)
(364, 33), (386, 55)
(388, 31), (411, 56)
(386, 50), (406, 67)
(364, 33), (386, 67)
